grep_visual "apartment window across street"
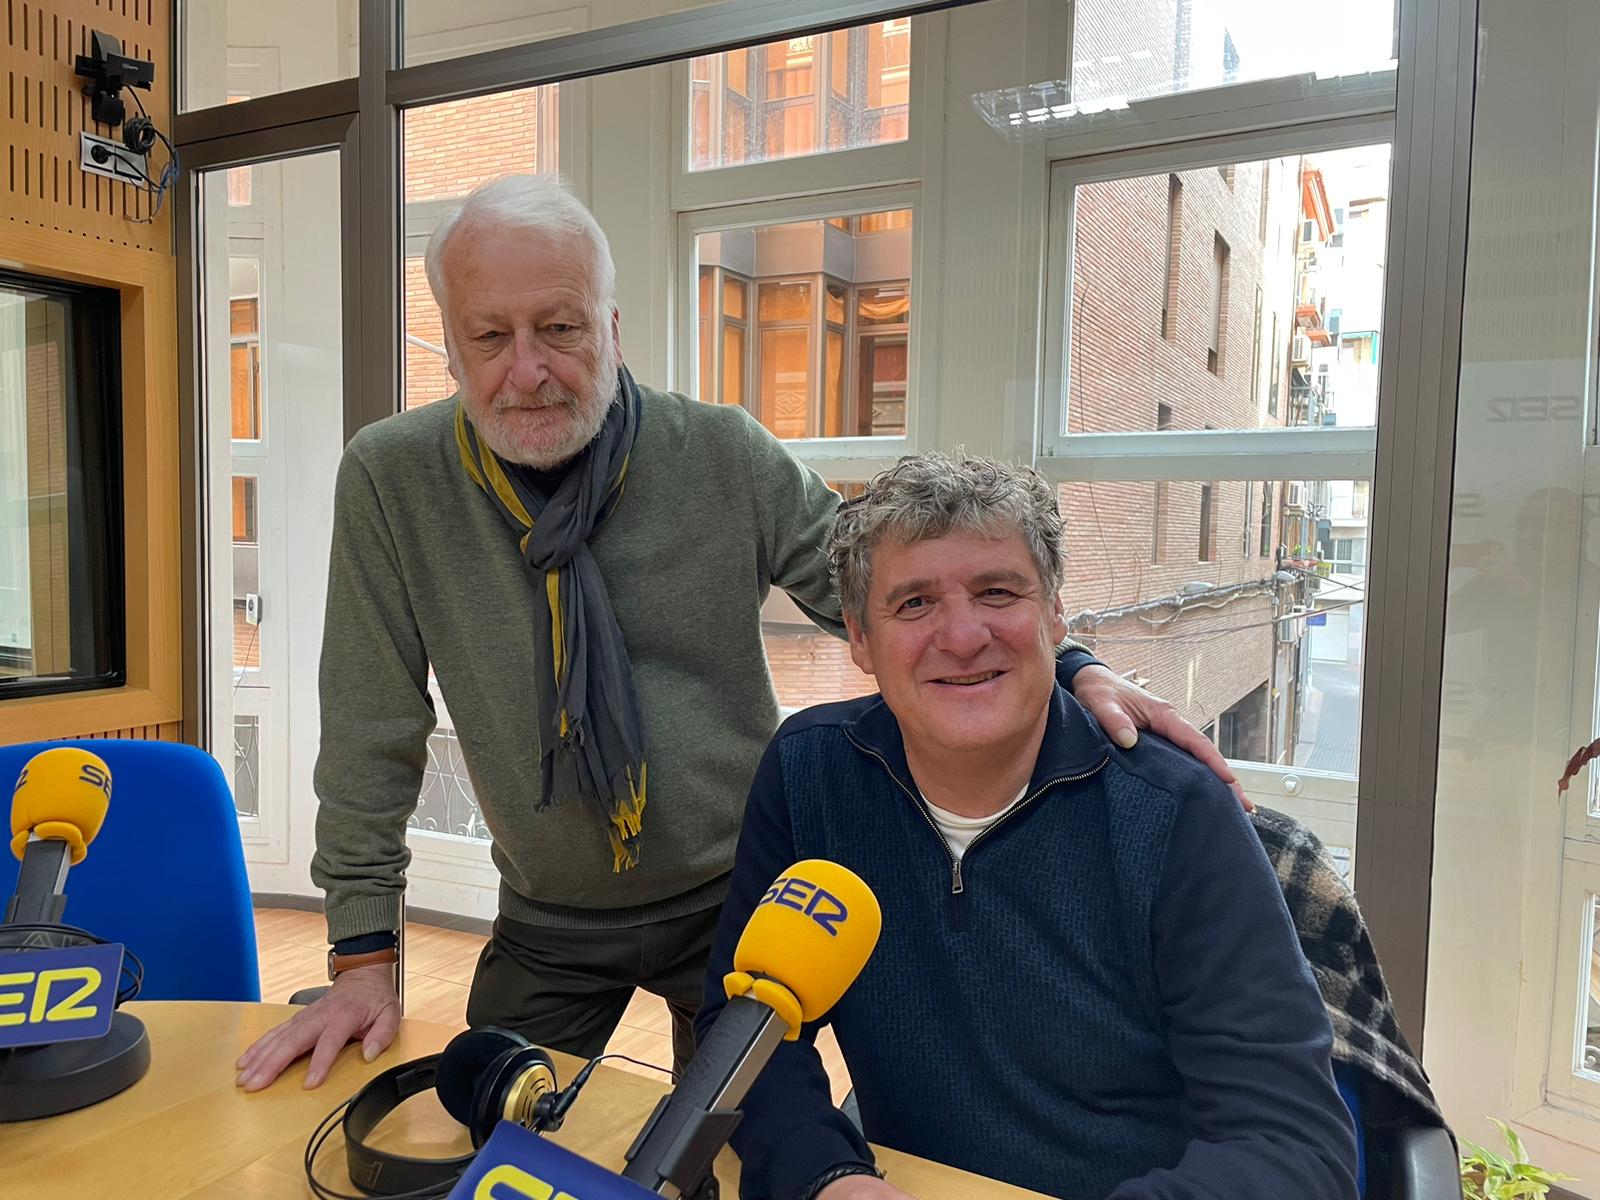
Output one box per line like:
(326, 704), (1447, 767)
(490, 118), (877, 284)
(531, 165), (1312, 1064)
(230, 296), (262, 440)
(1208, 234), (1230, 374)
(690, 21), (910, 171)
(1162, 175), (1182, 338)
(694, 209), (912, 440)
(232, 478), (259, 545)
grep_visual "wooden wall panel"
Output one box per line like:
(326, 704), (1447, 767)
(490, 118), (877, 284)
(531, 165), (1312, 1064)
(3, 0), (172, 250)
(0, 1), (181, 747)
(76, 723), (183, 741)
(6, 722), (183, 747)
(0, 225), (182, 746)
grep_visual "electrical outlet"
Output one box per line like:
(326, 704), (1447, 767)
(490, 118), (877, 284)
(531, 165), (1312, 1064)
(244, 593), (263, 626)
(79, 132), (147, 183)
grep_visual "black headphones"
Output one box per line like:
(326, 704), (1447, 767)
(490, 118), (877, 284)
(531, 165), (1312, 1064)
(306, 1026), (568, 1200)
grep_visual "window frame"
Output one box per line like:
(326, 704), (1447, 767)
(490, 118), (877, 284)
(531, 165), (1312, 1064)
(668, 16), (944, 477)
(1525, 446), (1600, 1128)
(166, 0), (1480, 1062)
(1039, 115), (1395, 480)
(1034, 77), (1399, 856)
(1543, 852), (1600, 1116)
(1570, 449), (1600, 845)
(0, 269), (127, 702)
(1038, 68), (1400, 163)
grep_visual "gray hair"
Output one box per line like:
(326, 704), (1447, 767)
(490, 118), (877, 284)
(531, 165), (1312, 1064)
(829, 452), (1065, 625)
(423, 173), (617, 315)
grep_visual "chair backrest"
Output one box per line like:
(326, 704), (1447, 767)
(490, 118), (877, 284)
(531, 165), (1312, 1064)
(0, 739), (260, 1002)
(1334, 1060), (1368, 1197)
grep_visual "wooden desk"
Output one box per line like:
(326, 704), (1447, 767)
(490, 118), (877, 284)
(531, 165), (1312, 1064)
(1, 1003), (1047, 1199)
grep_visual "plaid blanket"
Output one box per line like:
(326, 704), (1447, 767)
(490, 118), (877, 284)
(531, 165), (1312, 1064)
(1252, 806), (1447, 1131)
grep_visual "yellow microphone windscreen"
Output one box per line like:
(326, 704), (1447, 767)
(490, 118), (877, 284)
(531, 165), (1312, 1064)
(732, 859), (881, 1023)
(10, 748), (113, 865)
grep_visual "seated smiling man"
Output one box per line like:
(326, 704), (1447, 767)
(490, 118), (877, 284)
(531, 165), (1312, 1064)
(697, 453), (1358, 1200)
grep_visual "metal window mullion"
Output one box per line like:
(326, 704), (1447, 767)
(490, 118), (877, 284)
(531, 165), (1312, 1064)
(678, 181), (921, 230)
(176, 116), (356, 170)
(177, 169), (207, 748)
(811, 273), (827, 434)
(709, 267), (724, 404)
(1051, 112), (1398, 189)
(341, 116), (365, 446)
(847, 287), (862, 435)
(175, 78), (361, 147)
(354, 0), (401, 439)
(1039, 428), (1378, 482)
(1041, 77), (1400, 165)
(1355, 0), (1478, 1051)
(384, 0), (985, 109)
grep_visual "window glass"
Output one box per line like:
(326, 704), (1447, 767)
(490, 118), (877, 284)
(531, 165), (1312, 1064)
(690, 20), (913, 172)
(233, 716), (260, 819)
(695, 210), (913, 439)
(1059, 476), (1369, 777)
(1066, 145), (1390, 434)
(400, 0), (718, 66)
(182, 2), (358, 110)
(765, 480), (875, 710)
(1068, 0), (1395, 109)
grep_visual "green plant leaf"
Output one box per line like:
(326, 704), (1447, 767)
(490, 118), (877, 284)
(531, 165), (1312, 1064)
(1489, 1117), (1528, 1164)
(1458, 1118), (1578, 1200)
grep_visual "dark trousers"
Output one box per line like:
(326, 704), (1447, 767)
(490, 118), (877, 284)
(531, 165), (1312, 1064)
(464, 903), (722, 1073)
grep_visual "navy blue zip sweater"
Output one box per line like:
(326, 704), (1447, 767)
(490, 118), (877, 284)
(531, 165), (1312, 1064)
(697, 685), (1358, 1200)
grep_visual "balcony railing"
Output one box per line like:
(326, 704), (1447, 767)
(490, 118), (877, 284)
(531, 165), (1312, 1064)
(1289, 383), (1337, 428)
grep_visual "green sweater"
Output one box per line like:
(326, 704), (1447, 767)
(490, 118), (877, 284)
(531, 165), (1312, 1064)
(311, 388), (847, 940)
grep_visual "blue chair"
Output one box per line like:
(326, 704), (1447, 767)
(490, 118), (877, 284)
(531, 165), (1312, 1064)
(1332, 1061), (1462, 1200)
(0, 739), (260, 1002)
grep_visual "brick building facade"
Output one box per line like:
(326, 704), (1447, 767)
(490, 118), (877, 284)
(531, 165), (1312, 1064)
(1062, 156), (1304, 761)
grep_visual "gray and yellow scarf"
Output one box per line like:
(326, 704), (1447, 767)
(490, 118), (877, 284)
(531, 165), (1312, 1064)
(455, 367), (648, 870)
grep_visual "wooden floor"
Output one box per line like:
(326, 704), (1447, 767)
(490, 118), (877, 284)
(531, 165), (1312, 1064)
(253, 908), (851, 1101)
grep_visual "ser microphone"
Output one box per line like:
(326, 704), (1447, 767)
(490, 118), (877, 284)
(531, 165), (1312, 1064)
(621, 859), (881, 1198)
(5, 748), (112, 927)
(0, 747), (150, 1123)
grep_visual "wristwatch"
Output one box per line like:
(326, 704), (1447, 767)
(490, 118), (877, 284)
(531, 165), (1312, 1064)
(799, 1163), (881, 1200)
(327, 945), (400, 981)
(329, 934), (403, 979)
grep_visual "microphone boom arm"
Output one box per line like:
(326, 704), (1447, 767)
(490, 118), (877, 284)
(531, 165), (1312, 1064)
(4, 839), (71, 926)
(620, 995), (791, 1198)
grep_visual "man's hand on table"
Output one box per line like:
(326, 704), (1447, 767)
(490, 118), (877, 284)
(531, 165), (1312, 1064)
(234, 963), (401, 1091)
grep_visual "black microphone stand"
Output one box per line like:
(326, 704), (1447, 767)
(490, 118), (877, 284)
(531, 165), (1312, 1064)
(0, 838), (151, 1122)
(620, 994), (791, 1199)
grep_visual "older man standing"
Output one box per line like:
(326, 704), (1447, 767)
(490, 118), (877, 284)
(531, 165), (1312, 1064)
(699, 453), (1355, 1200)
(234, 174), (1238, 1091)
